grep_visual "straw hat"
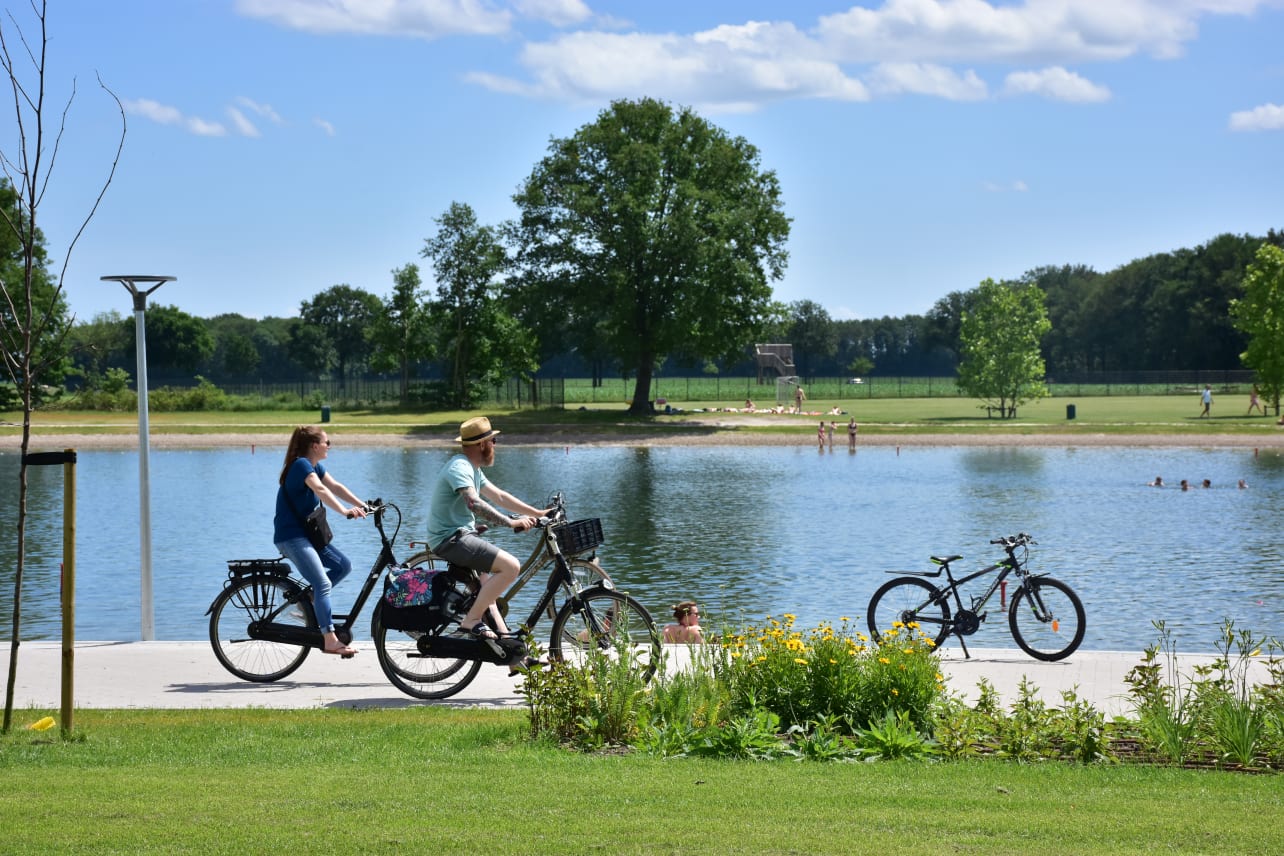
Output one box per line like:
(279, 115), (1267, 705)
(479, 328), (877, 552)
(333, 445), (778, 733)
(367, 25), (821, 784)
(456, 416), (501, 445)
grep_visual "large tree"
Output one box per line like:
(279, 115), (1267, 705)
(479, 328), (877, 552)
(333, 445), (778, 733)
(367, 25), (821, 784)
(956, 278), (1051, 418)
(124, 304), (214, 378)
(786, 300), (837, 378)
(512, 97), (790, 415)
(422, 202), (534, 408)
(294, 285), (381, 382)
(1231, 243), (1284, 416)
(369, 263), (433, 404)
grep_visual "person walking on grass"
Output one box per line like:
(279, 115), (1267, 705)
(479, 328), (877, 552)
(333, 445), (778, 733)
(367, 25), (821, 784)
(1200, 385), (1213, 418)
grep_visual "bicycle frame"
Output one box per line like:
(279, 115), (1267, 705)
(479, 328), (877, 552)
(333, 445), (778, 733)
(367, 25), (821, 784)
(238, 500), (403, 650)
(403, 497), (605, 623)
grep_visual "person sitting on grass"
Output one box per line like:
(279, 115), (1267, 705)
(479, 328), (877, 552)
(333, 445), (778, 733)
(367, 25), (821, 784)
(662, 601), (704, 644)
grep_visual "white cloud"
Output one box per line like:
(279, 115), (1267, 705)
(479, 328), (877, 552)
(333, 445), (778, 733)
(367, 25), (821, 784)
(123, 98), (227, 136)
(235, 0), (512, 38)
(313, 117), (337, 136)
(235, 97), (285, 125)
(1229, 102), (1284, 131)
(1003, 66), (1111, 102)
(469, 28), (868, 111)
(866, 62), (988, 100)
(227, 107), (261, 137)
(816, 0), (1229, 64)
(983, 179), (1030, 192)
(514, 0), (592, 27)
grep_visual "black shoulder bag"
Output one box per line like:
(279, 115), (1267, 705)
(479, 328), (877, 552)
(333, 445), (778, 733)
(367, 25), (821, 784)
(284, 486), (333, 552)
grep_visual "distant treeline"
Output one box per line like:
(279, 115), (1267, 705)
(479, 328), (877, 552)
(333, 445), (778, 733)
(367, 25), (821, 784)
(64, 229), (1282, 389)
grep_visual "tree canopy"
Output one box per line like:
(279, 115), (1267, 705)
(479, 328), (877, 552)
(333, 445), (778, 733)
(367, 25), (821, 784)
(956, 278), (1051, 417)
(1231, 243), (1284, 415)
(422, 202), (535, 408)
(511, 97), (790, 414)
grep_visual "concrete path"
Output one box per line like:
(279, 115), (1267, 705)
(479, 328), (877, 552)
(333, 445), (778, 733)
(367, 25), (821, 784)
(6, 640), (1270, 718)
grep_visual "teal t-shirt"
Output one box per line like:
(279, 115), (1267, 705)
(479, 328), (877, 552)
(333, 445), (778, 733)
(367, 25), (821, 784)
(426, 453), (490, 549)
(273, 459), (325, 543)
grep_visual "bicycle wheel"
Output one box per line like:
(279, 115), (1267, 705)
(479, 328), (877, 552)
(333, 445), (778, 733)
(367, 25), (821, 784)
(510, 556), (611, 625)
(548, 589), (661, 683)
(209, 574), (313, 682)
(371, 601), (482, 699)
(866, 577), (951, 649)
(1008, 576), (1085, 661)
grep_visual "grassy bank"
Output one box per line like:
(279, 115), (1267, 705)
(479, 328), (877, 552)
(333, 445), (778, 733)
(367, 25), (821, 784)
(3, 394), (1283, 441)
(3, 708), (1281, 854)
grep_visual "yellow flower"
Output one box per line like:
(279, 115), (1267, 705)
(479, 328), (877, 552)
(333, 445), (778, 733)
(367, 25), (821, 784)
(1251, 649), (1261, 657)
(857, 632), (869, 642)
(878, 657), (890, 664)
(794, 658), (808, 665)
(829, 659), (837, 664)
(892, 620), (904, 628)
(908, 621), (920, 629)
(730, 651), (742, 659)
(891, 688), (899, 696)
(899, 663), (906, 670)
(840, 616), (850, 622)
(28, 716), (55, 732)
(936, 673), (944, 681)
(903, 648), (913, 654)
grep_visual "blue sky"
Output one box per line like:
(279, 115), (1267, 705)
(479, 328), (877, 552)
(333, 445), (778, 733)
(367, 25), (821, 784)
(15, 0), (1284, 325)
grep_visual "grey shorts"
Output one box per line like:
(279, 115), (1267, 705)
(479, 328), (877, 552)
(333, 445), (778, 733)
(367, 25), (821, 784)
(433, 530), (501, 573)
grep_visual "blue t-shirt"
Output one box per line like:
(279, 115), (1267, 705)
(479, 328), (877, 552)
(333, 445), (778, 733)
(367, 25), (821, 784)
(273, 459), (326, 543)
(426, 453), (490, 550)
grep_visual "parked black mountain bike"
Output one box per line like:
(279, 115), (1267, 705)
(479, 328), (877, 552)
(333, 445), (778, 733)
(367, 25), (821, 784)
(866, 533), (1086, 661)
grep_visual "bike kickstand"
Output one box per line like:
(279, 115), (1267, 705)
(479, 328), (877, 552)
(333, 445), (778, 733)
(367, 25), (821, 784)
(955, 635), (971, 659)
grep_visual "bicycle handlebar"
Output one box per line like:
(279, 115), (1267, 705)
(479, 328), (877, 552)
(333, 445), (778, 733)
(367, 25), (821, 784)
(989, 533), (1035, 549)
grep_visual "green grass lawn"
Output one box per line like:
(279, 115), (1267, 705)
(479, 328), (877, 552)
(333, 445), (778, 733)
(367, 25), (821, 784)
(4, 394), (1282, 439)
(2, 708), (1280, 854)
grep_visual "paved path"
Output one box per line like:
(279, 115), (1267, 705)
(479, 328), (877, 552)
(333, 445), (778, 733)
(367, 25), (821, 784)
(5, 641), (1268, 717)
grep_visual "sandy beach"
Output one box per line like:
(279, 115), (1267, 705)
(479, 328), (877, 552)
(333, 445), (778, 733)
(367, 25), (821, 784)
(4, 426), (1284, 451)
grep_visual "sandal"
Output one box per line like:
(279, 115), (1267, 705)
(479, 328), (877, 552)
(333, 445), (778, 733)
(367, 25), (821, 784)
(456, 620), (507, 657)
(322, 643), (357, 658)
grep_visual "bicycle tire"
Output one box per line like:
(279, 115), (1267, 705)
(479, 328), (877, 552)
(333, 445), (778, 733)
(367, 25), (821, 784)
(866, 577), (951, 649)
(371, 601), (482, 699)
(1008, 576), (1085, 661)
(547, 589), (661, 683)
(209, 574), (313, 682)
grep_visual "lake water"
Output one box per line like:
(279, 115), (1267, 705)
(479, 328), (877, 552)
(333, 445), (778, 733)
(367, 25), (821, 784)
(3, 442), (1282, 653)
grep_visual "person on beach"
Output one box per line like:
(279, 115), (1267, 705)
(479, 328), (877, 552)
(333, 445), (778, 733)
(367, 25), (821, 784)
(427, 416), (549, 661)
(826, 421), (835, 447)
(794, 384), (806, 413)
(663, 601), (704, 644)
(274, 426), (368, 657)
(1248, 387), (1264, 415)
(848, 417), (858, 450)
(817, 421), (826, 450)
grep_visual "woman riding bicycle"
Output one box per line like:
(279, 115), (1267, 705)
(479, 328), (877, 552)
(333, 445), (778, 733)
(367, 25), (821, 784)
(273, 426), (368, 657)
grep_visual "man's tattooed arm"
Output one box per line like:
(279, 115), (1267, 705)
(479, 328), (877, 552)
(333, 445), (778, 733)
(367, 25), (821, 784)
(463, 487), (512, 527)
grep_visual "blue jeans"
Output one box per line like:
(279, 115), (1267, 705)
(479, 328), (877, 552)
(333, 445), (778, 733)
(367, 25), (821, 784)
(276, 537), (353, 633)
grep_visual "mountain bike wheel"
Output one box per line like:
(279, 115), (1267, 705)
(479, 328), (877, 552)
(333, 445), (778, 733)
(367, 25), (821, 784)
(548, 589), (661, 683)
(209, 574), (313, 682)
(866, 577), (951, 649)
(371, 602), (482, 699)
(1008, 576), (1085, 661)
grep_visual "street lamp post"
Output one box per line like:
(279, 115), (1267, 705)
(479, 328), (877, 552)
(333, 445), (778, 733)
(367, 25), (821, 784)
(102, 275), (176, 641)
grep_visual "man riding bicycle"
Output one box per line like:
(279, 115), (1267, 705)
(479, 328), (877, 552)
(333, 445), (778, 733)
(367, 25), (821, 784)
(427, 416), (549, 654)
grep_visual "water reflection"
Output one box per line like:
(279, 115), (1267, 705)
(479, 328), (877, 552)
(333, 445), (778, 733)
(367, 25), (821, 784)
(1, 443), (1280, 652)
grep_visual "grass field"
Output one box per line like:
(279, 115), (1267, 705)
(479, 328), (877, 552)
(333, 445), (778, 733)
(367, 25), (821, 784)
(3, 393), (1282, 440)
(2, 708), (1281, 854)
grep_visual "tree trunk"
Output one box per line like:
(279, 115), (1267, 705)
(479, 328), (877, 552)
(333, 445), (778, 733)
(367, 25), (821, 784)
(628, 359), (655, 415)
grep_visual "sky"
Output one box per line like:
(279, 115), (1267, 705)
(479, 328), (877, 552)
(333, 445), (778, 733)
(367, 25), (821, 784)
(8, 0), (1284, 325)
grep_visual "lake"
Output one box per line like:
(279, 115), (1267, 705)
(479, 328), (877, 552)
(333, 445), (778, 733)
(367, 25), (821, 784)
(3, 442), (1282, 653)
